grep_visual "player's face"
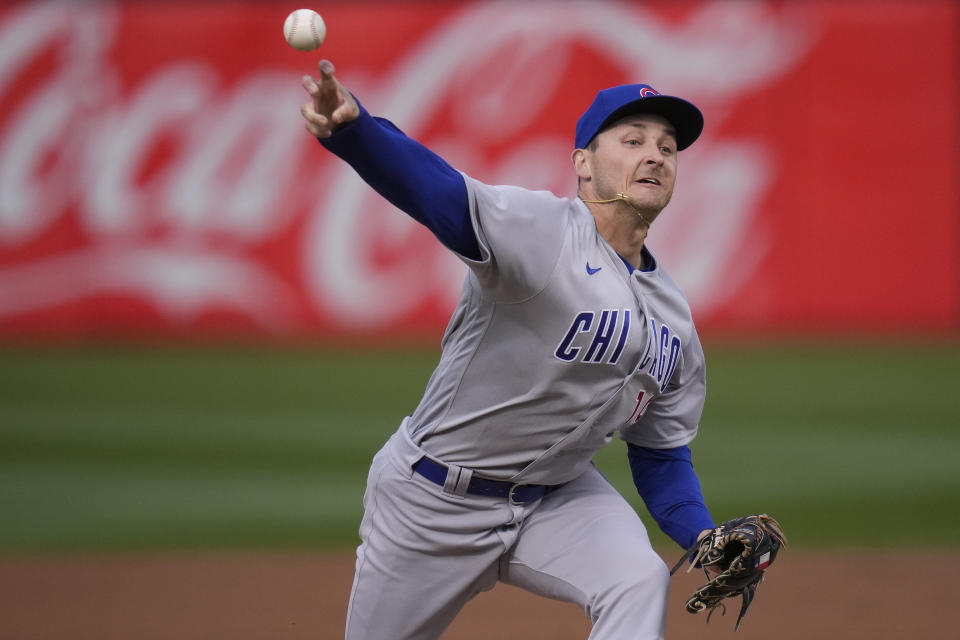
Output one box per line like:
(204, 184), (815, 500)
(584, 114), (678, 214)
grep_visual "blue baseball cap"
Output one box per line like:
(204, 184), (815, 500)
(575, 84), (703, 151)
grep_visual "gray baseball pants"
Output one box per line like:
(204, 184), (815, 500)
(344, 428), (670, 639)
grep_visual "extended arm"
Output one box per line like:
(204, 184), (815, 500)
(300, 60), (479, 258)
(627, 443), (715, 549)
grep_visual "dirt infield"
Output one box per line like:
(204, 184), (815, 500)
(1, 550), (953, 639)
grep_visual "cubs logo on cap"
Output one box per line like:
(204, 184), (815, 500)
(575, 83), (703, 151)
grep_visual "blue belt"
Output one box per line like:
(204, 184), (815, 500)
(412, 457), (554, 504)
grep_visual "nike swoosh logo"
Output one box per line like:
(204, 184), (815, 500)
(586, 262), (602, 275)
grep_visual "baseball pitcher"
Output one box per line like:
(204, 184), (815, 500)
(300, 58), (783, 639)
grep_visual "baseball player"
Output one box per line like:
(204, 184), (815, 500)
(301, 59), (717, 640)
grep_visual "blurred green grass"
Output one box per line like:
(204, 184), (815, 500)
(1, 342), (958, 553)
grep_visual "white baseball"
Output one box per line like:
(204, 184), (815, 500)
(283, 9), (326, 52)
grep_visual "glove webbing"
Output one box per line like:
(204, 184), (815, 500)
(670, 516), (786, 632)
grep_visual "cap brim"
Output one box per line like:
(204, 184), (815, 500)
(597, 95), (703, 150)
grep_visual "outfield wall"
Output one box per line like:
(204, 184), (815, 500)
(0, 0), (957, 341)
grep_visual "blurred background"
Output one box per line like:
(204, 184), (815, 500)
(0, 0), (957, 567)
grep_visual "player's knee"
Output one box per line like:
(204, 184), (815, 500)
(585, 560), (669, 638)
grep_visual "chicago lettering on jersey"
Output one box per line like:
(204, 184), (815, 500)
(638, 317), (682, 392)
(554, 309), (631, 365)
(555, 310), (681, 390)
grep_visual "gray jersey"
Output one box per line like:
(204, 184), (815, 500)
(406, 175), (706, 485)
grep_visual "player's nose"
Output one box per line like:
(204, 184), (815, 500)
(642, 149), (665, 167)
(637, 141), (665, 165)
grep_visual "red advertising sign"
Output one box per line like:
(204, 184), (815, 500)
(0, 1), (957, 341)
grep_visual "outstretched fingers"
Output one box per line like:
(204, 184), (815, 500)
(298, 59), (359, 138)
(317, 59), (359, 125)
(314, 59), (345, 119)
(300, 73), (335, 137)
(317, 59), (338, 99)
(301, 101), (332, 138)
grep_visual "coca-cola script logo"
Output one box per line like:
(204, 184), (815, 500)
(0, 1), (816, 335)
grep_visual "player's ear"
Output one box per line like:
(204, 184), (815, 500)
(572, 148), (592, 182)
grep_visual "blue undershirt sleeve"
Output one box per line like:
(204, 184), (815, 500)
(317, 102), (480, 260)
(627, 443), (715, 549)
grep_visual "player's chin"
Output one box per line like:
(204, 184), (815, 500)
(627, 191), (669, 212)
(640, 185), (674, 206)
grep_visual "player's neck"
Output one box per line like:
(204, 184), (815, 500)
(584, 199), (655, 269)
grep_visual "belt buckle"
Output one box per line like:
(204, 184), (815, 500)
(508, 483), (527, 505)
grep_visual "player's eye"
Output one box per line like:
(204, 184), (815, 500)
(660, 146), (674, 154)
